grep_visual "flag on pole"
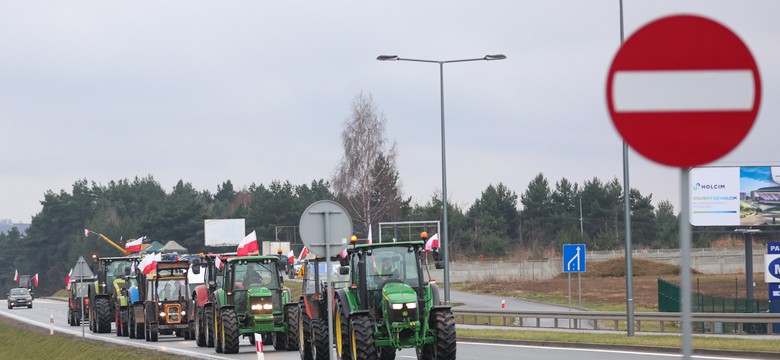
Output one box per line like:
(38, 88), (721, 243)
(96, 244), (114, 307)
(125, 236), (144, 253)
(130, 261), (136, 273)
(425, 233), (440, 252)
(14, 269), (18, 283)
(33, 273), (39, 287)
(215, 256), (224, 270)
(367, 225), (373, 244)
(237, 230), (259, 256)
(287, 250), (295, 263)
(339, 246), (348, 259)
(84, 229), (90, 237)
(297, 246), (309, 263)
(65, 269), (72, 291)
(140, 253), (160, 275)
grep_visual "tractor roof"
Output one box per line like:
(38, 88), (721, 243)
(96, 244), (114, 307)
(99, 256), (140, 262)
(351, 241), (424, 250)
(226, 255), (280, 263)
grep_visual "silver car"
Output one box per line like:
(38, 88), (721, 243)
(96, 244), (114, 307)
(7, 288), (33, 309)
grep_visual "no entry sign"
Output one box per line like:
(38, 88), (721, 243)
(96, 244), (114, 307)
(607, 15), (761, 167)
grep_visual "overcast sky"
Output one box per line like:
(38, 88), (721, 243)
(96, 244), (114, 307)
(1, 1), (778, 223)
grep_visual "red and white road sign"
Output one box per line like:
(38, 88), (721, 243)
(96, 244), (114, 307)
(607, 15), (761, 167)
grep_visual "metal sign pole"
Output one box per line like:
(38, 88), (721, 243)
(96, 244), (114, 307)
(680, 169), (693, 359)
(324, 211), (336, 360)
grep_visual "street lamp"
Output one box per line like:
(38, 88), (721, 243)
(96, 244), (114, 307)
(377, 54), (506, 304)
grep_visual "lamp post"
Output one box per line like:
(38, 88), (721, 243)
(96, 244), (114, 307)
(377, 54), (506, 304)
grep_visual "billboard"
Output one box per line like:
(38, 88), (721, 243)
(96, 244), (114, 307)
(690, 166), (780, 226)
(204, 218), (245, 246)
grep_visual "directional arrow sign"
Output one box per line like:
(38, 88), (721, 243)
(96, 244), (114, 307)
(563, 244), (586, 273)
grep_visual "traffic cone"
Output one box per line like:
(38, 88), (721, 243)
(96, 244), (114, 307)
(255, 333), (264, 360)
(501, 299), (506, 309)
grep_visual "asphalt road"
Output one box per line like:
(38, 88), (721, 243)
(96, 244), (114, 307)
(451, 289), (589, 328)
(0, 298), (766, 360)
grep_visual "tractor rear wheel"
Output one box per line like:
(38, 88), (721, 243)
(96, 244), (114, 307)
(221, 308), (240, 354)
(299, 307), (313, 360)
(350, 315), (377, 360)
(95, 297), (112, 333)
(335, 301), (351, 360)
(128, 310), (136, 338)
(312, 318), (330, 360)
(205, 305), (215, 348)
(214, 307), (223, 353)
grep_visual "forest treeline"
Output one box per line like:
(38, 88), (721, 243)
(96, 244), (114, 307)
(1, 171), (730, 296)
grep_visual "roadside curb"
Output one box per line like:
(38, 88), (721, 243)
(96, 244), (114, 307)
(459, 337), (780, 359)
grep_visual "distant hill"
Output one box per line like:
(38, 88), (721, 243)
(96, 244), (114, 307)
(0, 219), (29, 235)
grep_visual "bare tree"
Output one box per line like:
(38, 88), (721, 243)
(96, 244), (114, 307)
(333, 93), (403, 236)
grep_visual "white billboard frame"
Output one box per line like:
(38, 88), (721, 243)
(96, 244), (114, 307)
(204, 218), (245, 246)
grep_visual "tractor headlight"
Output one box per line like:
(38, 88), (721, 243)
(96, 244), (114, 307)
(406, 302), (417, 309)
(250, 296), (273, 314)
(159, 311), (166, 317)
(391, 303), (404, 310)
(181, 310), (186, 316)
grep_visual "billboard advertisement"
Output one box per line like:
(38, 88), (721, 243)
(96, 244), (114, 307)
(690, 166), (780, 226)
(204, 218), (246, 246)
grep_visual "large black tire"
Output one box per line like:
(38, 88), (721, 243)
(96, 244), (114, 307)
(221, 308), (240, 354)
(205, 305), (215, 348)
(214, 307), (223, 353)
(128, 310), (136, 339)
(286, 304), (299, 350)
(149, 323), (159, 342)
(299, 308), (313, 360)
(312, 318), (330, 360)
(432, 310), (456, 360)
(195, 306), (206, 346)
(335, 302), (351, 360)
(95, 297), (112, 334)
(350, 315), (377, 360)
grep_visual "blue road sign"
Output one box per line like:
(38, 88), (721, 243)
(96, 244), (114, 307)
(769, 283), (780, 300)
(769, 242), (780, 254)
(563, 244), (586, 273)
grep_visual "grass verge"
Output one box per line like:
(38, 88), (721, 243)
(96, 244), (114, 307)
(0, 316), (189, 360)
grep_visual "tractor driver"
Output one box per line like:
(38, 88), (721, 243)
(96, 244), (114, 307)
(243, 264), (263, 286)
(378, 257), (398, 279)
(159, 282), (176, 300)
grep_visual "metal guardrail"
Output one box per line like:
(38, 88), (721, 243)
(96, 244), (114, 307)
(452, 308), (780, 334)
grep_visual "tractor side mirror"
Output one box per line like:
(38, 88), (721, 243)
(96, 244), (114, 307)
(435, 261), (445, 270)
(190, 263), (201, 275)
(432, 250), (440, 262)
(339, 266), (349, 276)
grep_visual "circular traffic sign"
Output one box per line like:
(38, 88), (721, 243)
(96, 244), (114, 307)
(607, 15), (761, 167)
(299, 200), (353, 258)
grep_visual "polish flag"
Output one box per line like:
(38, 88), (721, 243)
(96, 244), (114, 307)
(367, 225), (373, 245)
(215, 256), (224, 270)
(33, 273), (39, 287)
(65, 269), (72, 285)
(84, 229), (90, 237)
(237, 230), (259, 256)
(130, 261), (136, 273)
(424, 233), (440, 252)
(140, 253), (160, 275)
(287, 250), (295, 263)
(125, 236), (144, 253)
(14, 269), (18, 283)
(339, 247), (348, 259)
(297, 246), (309, 263)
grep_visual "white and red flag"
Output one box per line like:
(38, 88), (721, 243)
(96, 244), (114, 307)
(140, 253), (160, 275)
(237, 230), (259, 256)
(215, 256), (224, 270)
(339, 247), (348, 259)
(84, 229), (90, 237)
(297, 246), (309, 263)
(33, 273), (39, 287)
(125, 236), (144, 253)
(367, 225), (373, 245)
(424, 233), (440, 252)
(65, 268), (72, 287)
(287, 250), (295, 263)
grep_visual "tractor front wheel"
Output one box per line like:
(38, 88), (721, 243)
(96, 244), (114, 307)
(195, 306), (206, 346)
(221, 308), (240, 354)
(149, 323), (159, 342)
(214, 307), (223, 353)
(335, 302), (351, 360)
(432, 309), (456, 360)
(379, 347), (396, 360)
(350, 315), (377, 360)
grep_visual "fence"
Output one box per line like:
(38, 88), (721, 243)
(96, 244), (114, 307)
(657, 278), (770, 333)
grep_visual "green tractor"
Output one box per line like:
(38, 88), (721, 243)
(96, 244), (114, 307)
(334, 241), (455, 360)
(88, 255), (138, 335)
(211, 255), (298, 354)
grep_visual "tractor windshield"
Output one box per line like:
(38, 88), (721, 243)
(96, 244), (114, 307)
(157, 279), (186, 301)
(366, 247), (420, 291)
(233, 262), (278, 290)
(106, 260), (133, 296)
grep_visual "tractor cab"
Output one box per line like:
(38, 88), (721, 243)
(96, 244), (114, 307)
(222, 258), (281, 316)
